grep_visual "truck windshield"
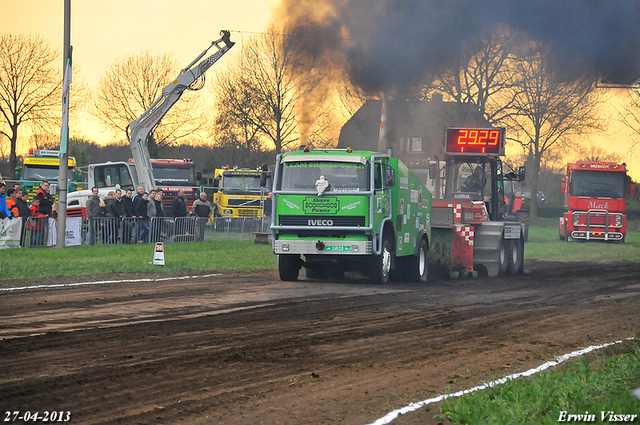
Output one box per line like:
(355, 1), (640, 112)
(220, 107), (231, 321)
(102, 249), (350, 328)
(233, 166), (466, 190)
(279, 161), (369, 192)
(222, 175), (269, 193)
(570, 171), (625, 198)
(152, 165), (196, 186)
(23, 165), (74, 182)
(94, 164), (135, 190)
(446, 162), (487, 200)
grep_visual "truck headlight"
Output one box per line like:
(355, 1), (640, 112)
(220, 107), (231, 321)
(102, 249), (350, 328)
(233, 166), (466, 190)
(572, 213), (581, 226)
(223, 209), (233, 215)
(614, 214), (622, 226)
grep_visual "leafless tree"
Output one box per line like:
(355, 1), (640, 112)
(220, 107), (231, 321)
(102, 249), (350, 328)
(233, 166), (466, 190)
(212, 27), (334, 154)
(90, 51), (208, 156)
(506, 42), (607, 216)
(0, 33), (61, 171)
(431, 26), (522, 125)
(616, 86), (640, 162)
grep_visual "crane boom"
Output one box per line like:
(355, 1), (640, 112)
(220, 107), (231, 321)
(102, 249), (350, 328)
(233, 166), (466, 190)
(127, 30), (235, 192)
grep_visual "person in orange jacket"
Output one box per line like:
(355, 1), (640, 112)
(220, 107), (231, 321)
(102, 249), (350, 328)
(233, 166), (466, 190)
(5, 188), (19, 217)
(29, 199), (47, 246)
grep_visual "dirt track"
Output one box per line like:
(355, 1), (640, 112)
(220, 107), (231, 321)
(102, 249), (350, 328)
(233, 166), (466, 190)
(1, 260), (639, 425)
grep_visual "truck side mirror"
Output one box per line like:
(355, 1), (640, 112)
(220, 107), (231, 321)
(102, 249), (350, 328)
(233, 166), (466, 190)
(196, 171), (202, 181)
(428, 163), (438, 179)
(561, 177), (566, 194)
(260, 164), (269, 188)
(76, 171), (82, 182)
(15, 166), (21, 180)
(518, 166), (526, 182)
(627, 183), (636, 198)
(385, 166), (395, 187)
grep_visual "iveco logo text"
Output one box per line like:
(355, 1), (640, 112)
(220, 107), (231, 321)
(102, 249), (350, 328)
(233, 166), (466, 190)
(308, 219), (334, 226)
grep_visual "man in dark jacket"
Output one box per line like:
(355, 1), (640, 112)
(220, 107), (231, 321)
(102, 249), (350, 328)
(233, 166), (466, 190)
(34, 181), (54, 216)
(103, 191), (119, 244)
(171, 190), (188, 218)
(134, 192), (150, 243)
(14, 189), (30, 217)
(121, 189), (135, 244)
(86, 187), (102, 245)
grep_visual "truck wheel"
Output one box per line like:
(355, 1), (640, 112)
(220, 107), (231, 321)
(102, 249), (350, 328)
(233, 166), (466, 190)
(565, 224), (575, 242)
(498, 239), (508, 276)
(515, 211), (529, 243)
(278, 254), (301, 281)
(370, 235), (392, 284)
(407, 238), (429, 283)
(507, 238), (524, 276)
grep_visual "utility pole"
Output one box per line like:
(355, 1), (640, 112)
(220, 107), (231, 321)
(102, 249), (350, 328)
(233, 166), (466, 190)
(57, 0), (71, 248)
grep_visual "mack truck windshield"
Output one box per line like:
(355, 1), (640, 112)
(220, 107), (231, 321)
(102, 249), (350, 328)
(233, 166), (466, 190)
(271, 147), (432, 284)
(559, 161), (635, 242)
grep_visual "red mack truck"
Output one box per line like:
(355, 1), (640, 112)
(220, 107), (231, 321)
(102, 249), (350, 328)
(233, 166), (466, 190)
(559, 161), (636, 242)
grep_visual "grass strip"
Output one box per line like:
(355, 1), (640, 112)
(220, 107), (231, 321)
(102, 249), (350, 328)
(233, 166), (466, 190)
(437, 341), (640, 424)
(0, 240), (276, 284)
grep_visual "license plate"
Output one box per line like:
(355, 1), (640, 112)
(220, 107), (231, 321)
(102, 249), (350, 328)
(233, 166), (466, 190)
(325, 246), (351, 252)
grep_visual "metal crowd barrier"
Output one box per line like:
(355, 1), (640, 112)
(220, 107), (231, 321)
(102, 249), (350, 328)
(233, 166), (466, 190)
(7, 216), (272, 248)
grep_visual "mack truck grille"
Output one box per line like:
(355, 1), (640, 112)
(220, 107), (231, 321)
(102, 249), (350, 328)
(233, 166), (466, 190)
(278, 215), (366, 227)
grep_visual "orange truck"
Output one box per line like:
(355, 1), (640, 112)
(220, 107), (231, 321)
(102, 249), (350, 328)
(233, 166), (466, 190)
(559, 161), (636, 242)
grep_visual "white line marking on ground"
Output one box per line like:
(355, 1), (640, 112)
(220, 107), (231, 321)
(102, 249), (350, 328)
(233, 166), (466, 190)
(365, 338), (633, 425)
(0, 274), (222, 292)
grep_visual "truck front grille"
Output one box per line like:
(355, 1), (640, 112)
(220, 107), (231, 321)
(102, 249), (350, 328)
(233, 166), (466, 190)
(278, 215), (366, 227)
(227, 198), (261, 207)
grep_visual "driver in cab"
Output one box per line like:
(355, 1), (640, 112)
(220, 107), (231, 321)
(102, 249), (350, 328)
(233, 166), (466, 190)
(462, 166), (483, 193)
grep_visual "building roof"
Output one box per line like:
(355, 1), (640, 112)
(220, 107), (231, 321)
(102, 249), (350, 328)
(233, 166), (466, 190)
(338, 98), (490, 163)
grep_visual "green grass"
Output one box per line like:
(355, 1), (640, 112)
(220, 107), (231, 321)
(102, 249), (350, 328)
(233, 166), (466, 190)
(1, 218), (638, 283)
(0, 240), (277, 285)
(526, 218), (640, 263)
(438, 342), (640, 424)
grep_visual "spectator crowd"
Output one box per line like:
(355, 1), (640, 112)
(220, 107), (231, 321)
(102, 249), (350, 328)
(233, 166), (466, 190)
(0, 181), (222, 247)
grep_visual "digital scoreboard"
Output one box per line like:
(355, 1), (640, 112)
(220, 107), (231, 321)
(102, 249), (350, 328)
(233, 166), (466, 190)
(445, 127), (505, 156)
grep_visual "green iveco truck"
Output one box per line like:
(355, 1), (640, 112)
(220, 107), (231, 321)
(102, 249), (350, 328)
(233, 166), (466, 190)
(269, 147), (432, 283)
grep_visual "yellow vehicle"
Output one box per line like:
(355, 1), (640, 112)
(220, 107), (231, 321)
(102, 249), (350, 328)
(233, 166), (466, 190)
(212, 167), (271, 217)
(15, 149), (82, 201)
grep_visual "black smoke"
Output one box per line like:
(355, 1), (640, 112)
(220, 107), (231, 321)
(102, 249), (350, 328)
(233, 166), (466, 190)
(278, 0), (640, 92)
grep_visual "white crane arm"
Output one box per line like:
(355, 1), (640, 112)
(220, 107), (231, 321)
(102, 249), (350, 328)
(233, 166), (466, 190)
(127, 30), (234, 192)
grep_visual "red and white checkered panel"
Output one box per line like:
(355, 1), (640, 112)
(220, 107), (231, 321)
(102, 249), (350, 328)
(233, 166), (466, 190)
(447, 203), (463, 222)
(455, 225), (474, 246)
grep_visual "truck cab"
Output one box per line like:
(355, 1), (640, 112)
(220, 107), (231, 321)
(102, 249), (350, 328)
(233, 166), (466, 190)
(559, 161), (635, 242)
(271, 147), (432, 283)
(16, 149), (82, 201)
(429, 127), (527, 277)
(212, 167), (271, 218)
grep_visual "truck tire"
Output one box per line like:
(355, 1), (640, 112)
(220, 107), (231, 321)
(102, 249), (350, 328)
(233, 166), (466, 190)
(565, 224), (576, 242)
(406, 238), (429, 283)
(507, 238), (524, 276)
(515, 210), (529, 242)
(498, 239), (508, 277)
(278, 254), (301, 281)
(370, 235), (392, 284)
